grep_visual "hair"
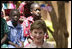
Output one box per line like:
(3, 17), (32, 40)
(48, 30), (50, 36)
(23, 1), (34, 17)
(30, 20), (47, 33)
(9, 9), (20, 18)
(30, 3), (40, 12)
(1, 3), (2, 10)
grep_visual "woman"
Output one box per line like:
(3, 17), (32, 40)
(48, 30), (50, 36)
(25, 20), (54, 48)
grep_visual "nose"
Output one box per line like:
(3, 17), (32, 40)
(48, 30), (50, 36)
(14, 16), (18, 18)
(36, 33), (39, 37)
(37, 10), (40, 13)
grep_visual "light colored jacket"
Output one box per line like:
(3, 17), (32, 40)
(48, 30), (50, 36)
(24, 41), (54, 48)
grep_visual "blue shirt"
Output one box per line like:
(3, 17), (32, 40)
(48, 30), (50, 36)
(7, 20), (25, 46)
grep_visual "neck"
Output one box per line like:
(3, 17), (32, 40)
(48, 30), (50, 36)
(12, 21), (18, 27)
(32, 15), (41, 21)
(33, 40), (44, 46)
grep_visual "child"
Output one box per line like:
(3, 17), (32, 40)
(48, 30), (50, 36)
(30, 3), (41, 21)
(1, 4), (9, 48)
(1, 17), (9, 48)
(25, 20), (54, 48)
(7, 9), (25, 48)
(19, 3), (48, 44)
(18, 1), (34, 43)
(27, 3), (49, 43)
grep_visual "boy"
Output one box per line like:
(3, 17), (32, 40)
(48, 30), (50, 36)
(25, 20), (54, 48)
(7, 9), (25, 48)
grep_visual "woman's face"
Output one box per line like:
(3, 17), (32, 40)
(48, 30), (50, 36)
(31, 29), (44, 43)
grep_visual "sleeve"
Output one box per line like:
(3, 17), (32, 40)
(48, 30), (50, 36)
(21, 26), (25, 42)
(4, 19), (9, 34)
(4, 19), (10, 43)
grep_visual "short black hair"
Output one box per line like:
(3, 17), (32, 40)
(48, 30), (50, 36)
(24, 1), (34, 17)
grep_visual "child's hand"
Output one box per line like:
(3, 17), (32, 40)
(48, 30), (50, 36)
(19, 41), (24, 48)
(19, 17), (24, 22)
(27, 38), (32, 44)
(15, 44), (20, 48)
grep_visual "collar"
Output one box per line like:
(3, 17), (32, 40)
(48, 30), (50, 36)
(27, 16), (34, 23)
(30, 41), (47, 48)
(7, 20), (22, 29)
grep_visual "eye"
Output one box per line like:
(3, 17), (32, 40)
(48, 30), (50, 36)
(34, 9), (37, 11)
(34, 31), (37, 34)
(34, 9), (41, 11)
(37, 9), (41, 11)
(39, 32), (42, 34)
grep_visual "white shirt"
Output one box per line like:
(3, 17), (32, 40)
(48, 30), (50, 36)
(24, 41), (54, 48)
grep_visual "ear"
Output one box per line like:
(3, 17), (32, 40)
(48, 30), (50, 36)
(30, 9), (33, 14)
(30, 31), (32, 36)
(30, 32), (32, 36)
(31, 12), (33, 14)
(30, 32), (34, 40)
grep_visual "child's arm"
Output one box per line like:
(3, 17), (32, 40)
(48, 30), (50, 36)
(8, 41), (20, 48)
(1, 18), (9, 44)
(20, 41), (24, 48)
(20, 26), (25, 48)
(1, 34), (7, 44)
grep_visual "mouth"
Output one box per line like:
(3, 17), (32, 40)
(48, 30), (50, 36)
(35, 13), (41, 17)
(36, 37), (41, 40)
(14, 18), (18, 21)
(35, 38), (42, 42)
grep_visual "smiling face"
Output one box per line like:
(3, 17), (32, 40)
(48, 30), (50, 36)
(30, 20), (47, 44)
(32, 5), (41, 17)
(10, 9), (20, 23)
(31, 28), (44, 43)
(11, 11), (19, 22)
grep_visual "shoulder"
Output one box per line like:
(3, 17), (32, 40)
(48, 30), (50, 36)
(47, 43), (55, 48)
(7, 20), (12, 25)
(1, 18), (5, 21)
(1, 18), (6, 24)
(24, 44), (31, 48)
(43, 41), (55, 48)
(24, 42), (36, 48)
(27, 16), (34, 22)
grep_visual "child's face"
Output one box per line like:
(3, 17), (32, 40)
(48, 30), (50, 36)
(11, 11), (20, 22)
(31, 29), (44, 43)
(31, 5), (41, 18)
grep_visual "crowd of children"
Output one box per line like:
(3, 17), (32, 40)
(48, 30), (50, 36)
(1, 1), (54, 48)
